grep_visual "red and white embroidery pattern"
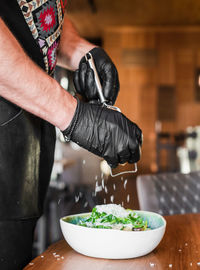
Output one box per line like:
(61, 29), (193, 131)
(17, 0), (64, 74)
(39, 6), (56, 33)
(47, 41), (59, 70)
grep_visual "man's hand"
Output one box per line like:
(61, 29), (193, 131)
(62, 99), (142, 168)
(73, 48), (119, 105)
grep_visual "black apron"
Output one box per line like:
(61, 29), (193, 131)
(0, 1), (64, 269)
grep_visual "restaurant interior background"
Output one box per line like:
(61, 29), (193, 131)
(33, 0), (200, 256)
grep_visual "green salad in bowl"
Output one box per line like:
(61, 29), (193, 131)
(60, 204), (166, 259)
(76, 204), (149, 231)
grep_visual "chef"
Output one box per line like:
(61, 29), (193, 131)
(0, 1), (142, 269)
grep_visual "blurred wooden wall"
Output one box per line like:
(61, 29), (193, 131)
(103, 27), (200, 173)
(67, 0), (200, 39)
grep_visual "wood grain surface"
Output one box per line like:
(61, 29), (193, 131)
(24, 214), (200, 270)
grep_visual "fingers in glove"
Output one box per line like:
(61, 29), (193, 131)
(129, 145), (141, 163)
(105, 155), (119, 169)
(101, 63), (119, 105)
(73, 70), (82, 95)
(108, 162), (119, 169)
(79, 62), (87, 91)
(118, 148), (131, 165)
(128, 127), (142, 163)
(85, 68), (98, 101)
(135, 126), (143, 146)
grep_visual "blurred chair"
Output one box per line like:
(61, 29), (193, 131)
(136, 171), (200, 215)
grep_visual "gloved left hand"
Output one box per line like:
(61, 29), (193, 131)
(73, 47), (119, 105)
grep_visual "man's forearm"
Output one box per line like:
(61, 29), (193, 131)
(0, 18), (76, 131)
(57, 16), (95, 70)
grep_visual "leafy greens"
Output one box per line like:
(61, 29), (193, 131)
(77, 205), (148, 231)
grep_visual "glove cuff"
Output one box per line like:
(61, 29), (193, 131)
(62, 96), (80, 142)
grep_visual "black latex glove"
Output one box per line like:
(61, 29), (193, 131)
(62, 99), (142, 168)
(73, 47), (119, 105)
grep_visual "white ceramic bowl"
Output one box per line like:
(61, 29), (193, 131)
(60, 210), (166, 259)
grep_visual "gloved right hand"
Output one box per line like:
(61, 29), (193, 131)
(74, 47), (119, 105)
(62, 98), (142, 168)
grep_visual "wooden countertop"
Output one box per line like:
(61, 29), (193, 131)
(24, 213), (200, 269)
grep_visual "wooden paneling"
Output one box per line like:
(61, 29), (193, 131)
(175, 49), (195, 104)
(177, 103), (200, 130)
(121, 49), (157, 67)
(103, 26), (200, 173)
(157, 50), (175, 85)
(157, 85), (176, 121)
(120, 32), (156, 49)
(196, 50), (200, 66)
(67, 0), (200, 38)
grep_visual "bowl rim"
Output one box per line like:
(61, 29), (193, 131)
(60, 210), (167, 234)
